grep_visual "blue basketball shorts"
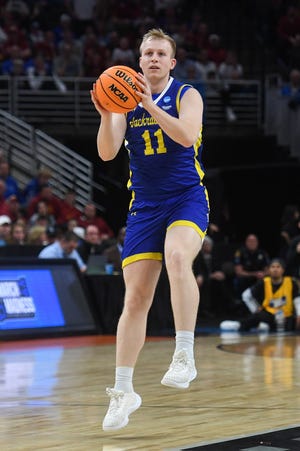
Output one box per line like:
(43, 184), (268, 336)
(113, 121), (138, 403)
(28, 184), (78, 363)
(122, 185), (210, 268)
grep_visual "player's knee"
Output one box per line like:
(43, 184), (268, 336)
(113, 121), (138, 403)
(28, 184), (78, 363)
(165, 248), (187, 276)
(124, 291), (151, 315)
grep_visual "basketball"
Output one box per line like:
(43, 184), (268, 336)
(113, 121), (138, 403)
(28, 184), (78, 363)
(95, 65), (141, 113)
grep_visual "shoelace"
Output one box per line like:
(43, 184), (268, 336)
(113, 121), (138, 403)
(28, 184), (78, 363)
(170, 350), (188, 370)
(106, 388), (124, 414)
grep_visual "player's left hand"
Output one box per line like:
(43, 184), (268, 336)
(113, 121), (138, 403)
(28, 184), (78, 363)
(135, 73), (153, 109)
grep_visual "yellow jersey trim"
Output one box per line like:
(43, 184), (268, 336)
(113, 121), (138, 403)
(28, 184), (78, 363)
(122, 252), (163, 268)
(167, 220), (206, 239)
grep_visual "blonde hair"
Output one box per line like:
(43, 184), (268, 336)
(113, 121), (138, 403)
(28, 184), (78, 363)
(27, 225), (47, 244)
(140, 28), (176, 58)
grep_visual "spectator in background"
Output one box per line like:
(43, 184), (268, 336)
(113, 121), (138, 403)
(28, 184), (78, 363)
(220, 258), (300, 333)
(78, 203), (114, 239)
(193, 20), (210, 51)
(65, 217), (79, 232)
(30, 0), (60, 32)
(45, 224), (61, 245)
(233, 233), (270, 301)
(27, 224), (48, 246)
(193, 235), (235, 319)
(276, 5), (300, 68)
(194, 48), (217, 82)
(7, 221), (27, 245)
(22, 167), (52, 206)
(204, 171), (236, 243)
(77, 223), (109, 264)
(26, 53), (54, 90)
(57, 28), (82, 60)
(1, 44), (26, 77)
(33, 29), (57, 66)
(72, 225), (85, 244)
(281, 68), (300, 110)
(28, 199), (56, 228)
(4, 0), (30, 27)
(1, 23), (31, 62)
(206, 33), (227, 67)
(103, 225), (126, 273)
(27, 183), (61, 221)
(0, 215), (12, 246)
(0, 160), (23, 202)
(39, 229), (86, 272)
(53, 13), (74, 48)
(4, 194), (26, 224)
(57, 189), (82, 225)
(217, 49), (244, 123)
(172, 46), (200, 81)
(28, 20), (45, 51)
(111, 36), (135, 67)
(53, 41), (83, 79)
(65, 0), (97, 36)
(81, 25), (111, 77)
(0, 180), (10, 216)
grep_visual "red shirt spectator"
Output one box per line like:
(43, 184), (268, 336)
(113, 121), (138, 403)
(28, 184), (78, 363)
(207, 33), (227, 66)
(2, 24), (31, 60)
(27, 184), (61, 221)
(0, 180), (10, 216)
(277, 6), (300, 46)
(58, 190), (82, 225)
(78, 203), (114, 239)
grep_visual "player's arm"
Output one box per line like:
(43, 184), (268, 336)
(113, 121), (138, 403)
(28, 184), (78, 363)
(91, 84), (126, 161)
(137, 75), (203, 147)
(242, 280), (265, 313)
(163, 88), (203, 146)
(242, 287), (262, 313)
(96, 112), (126, 161)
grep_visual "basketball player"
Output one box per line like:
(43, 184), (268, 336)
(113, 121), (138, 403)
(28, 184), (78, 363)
(91, 28), (209, 431)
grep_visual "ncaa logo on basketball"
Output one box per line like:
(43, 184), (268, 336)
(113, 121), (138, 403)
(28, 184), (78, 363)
(108, 83), (129, 103)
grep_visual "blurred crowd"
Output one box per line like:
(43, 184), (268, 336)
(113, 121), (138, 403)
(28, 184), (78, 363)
(0, 148), (119, 260)
(0, 1), (299, 80)
(193, 207), (300, 323)
(0, 0), (300, 324)
(0, 0), (246, 97)
(1, 1), (300, 126)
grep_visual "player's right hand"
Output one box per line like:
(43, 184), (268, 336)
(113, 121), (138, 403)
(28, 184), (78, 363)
(90, 83), (110, 115)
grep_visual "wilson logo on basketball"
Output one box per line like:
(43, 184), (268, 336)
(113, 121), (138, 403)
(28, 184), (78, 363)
(115, 70), (138, 92)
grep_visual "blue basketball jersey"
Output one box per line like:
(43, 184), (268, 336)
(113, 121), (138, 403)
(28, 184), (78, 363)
(124, 77), (205, 202)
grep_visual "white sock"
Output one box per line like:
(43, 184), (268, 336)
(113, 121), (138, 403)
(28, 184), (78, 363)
(114, 366), (134, 393)
(175, 330), (195, 360)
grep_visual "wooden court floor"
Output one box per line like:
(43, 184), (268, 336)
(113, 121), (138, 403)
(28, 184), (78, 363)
(1, 331), (300, 450)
